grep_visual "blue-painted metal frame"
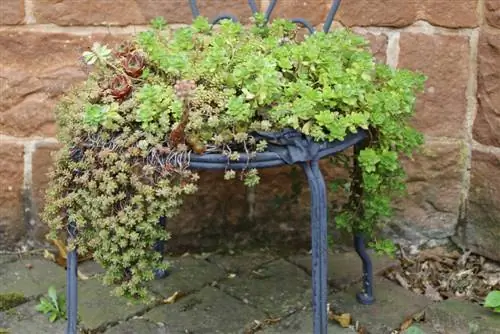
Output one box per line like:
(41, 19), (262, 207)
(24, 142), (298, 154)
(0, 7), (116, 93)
(66, 221), (78, 334)
(65, 1), (376, 333)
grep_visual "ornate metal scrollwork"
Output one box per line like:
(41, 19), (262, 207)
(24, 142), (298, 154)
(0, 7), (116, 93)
(188, 0), (342, 33)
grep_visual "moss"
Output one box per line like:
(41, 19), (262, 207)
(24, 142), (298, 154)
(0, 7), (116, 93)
(0, 292), (26, 311)
(0, 328), (10, 334)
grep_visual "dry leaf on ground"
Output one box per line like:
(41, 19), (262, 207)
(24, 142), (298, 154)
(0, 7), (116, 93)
(328, 306), (351, 328)
(163, 291), (183, 304)
(400, 317), (413, 331)
(385, 246), (500, 305)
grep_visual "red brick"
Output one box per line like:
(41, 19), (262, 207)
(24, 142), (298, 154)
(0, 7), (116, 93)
(473, 31), (500, 147)
(485, 0), (500, 28)
(398, 33), (470, 138)
(268, 0), (328, 27)
(391, 140), (466, 240)
(33, 0), (256, 26)
(31, 142), (62, 243)
(335, 0), (478, 28)
(336, 0), (417, 28)
(421, 0), (478, 28)
(0, 31), (127, 137)
(359, 32), (388, 63)
(458, 149), (500, 261)
(0, 0), (24, 25)
(0, 142), (25, 249)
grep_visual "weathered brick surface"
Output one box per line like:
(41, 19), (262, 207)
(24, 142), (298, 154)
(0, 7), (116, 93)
(31, 142), (61, 242)
(336, 0), (417, 28)
(268, 0), (328, 27)
(336, 0), (478, 28)
(420, 0), (479, 28)
(0, 142), (25, 250)
(390, 140), (466, 241)
(458, 150), (500, 262)
(0, 140), (25, 248)
(0, 31), (126, 137)
(0, 0), (24, 25)
(398, 33), (470, 138)
(473, 31), (500, 147)
(485, 0), (500, 28)
(359, 32), (388, 63)
(33, 0), (256, 26)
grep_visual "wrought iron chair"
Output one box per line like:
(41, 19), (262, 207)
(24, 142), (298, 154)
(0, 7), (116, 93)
(65, 1), (375, 333)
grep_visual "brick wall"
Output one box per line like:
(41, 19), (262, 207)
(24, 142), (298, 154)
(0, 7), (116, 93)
(0, 1), (499, 260)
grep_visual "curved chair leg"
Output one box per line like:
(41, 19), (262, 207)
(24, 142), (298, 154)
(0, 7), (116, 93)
(302, 160), (328, 334)
(354, 233), (375, 305)
(66, 221), (78, 334)
(153, 216), (169, 279)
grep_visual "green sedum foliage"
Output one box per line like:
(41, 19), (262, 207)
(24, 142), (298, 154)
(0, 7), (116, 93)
(43, 14), (426, 300)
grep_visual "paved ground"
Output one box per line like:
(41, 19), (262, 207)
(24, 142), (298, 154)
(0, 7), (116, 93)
(1, 249), (499, 333)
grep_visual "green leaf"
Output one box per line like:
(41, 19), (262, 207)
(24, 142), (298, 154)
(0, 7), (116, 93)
(192, 16), (210, 33)
(47, 286), (57, 305)
(82, 51), (97, 65)
(49, 312), (58, 323)
(485, 291), (500, 308)
(150, 17), (167, 30)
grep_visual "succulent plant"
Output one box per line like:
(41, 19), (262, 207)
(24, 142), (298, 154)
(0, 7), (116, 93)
(110, 75), (132, 100)
(121, 51), (146, 78)
(43, 15), (425, 300)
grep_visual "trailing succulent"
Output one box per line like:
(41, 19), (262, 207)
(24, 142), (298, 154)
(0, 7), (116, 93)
(43, 15), (426, 299)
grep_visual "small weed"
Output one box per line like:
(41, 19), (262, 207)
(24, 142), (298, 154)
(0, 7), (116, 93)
(484, 290), (500, 313)
(368, 239), (397, 258)
(35, 286), (66, 322)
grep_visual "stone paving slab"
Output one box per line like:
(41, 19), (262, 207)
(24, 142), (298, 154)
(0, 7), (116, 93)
(77, 278), (153, 331)
(422, 298), (500, 334)
(328, 277), (432, 334)
(288, 251), (399, 290)
(147, 256), (226, 298)
(260, 309), (356, 334)
(401, 323), (439, 334)
(78, 260), (105, 278)
(104, 318), (168, 334)
(218, 259), (312, 317)
(0, 258), (66, 298)
(0, 255), (17, 265)
(0, 300), (65, 334)
(143, 286), (266, 333)
(206, 250), (278, 275)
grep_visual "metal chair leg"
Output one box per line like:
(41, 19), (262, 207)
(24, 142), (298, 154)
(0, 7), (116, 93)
(153, 216), (169, 279)
(302, 160), (328, 334)
(354, 233), (375, 305)
(66, 221), (78, 334)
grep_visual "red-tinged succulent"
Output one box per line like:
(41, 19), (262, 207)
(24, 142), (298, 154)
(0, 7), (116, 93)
(114, 40), (136, 58)
(121, 51), (146, 78)
(110, 75), (132, 100)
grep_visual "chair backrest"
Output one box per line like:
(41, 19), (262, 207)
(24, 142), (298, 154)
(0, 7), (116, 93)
(187, 0), (342, 34)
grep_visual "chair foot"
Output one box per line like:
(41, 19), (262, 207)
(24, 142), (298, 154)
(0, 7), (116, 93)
(354, 233), (375, 305)
(356, 291), (375, 305)
(153, 268), (169, 279)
